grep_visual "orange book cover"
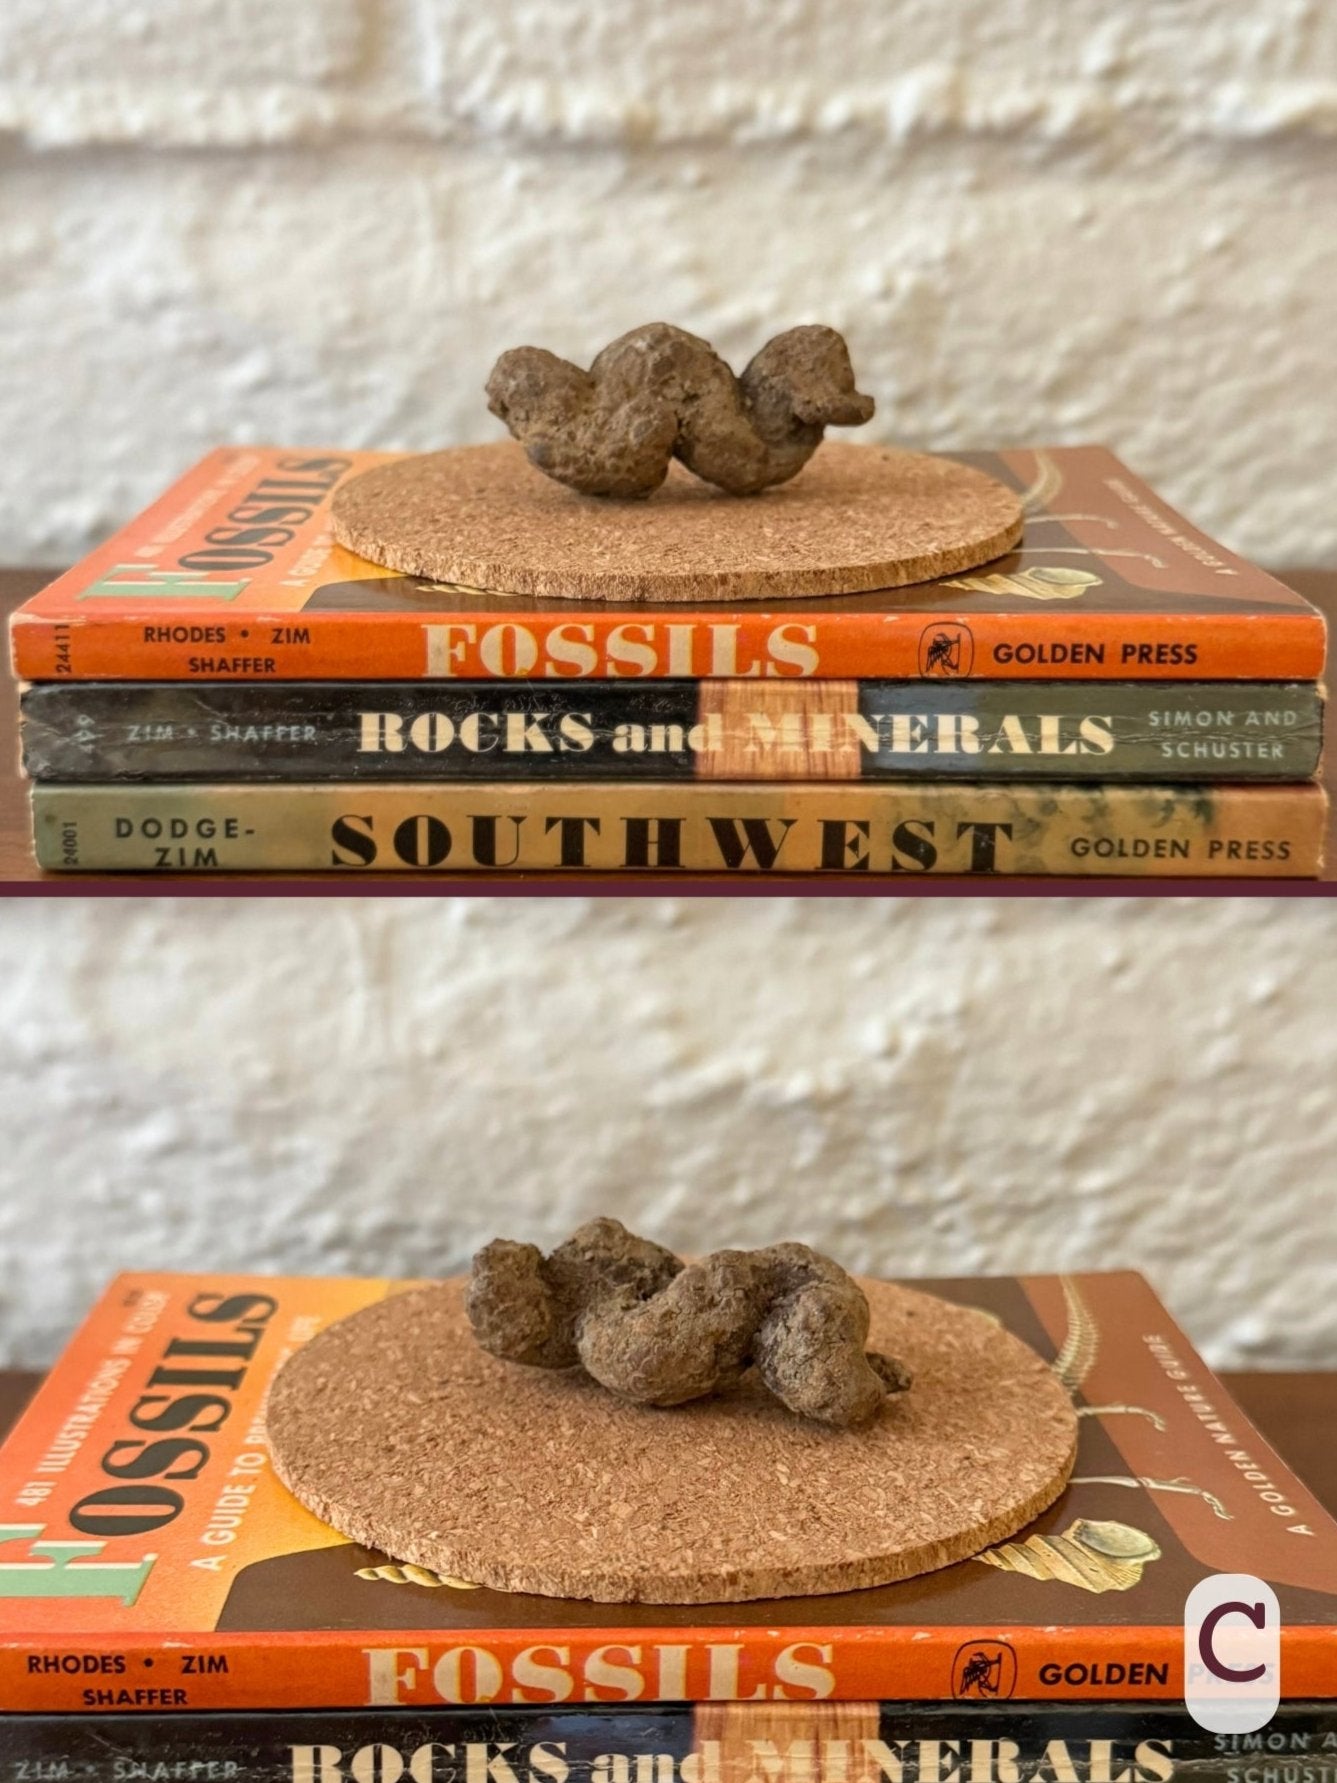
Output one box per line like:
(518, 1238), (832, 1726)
(7, 448), (1326, 683)
(2, 1270), (1335, 1713)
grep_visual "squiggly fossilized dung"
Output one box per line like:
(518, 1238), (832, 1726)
(466, 1217), (909, 1427)
(485, 323), (875, 498)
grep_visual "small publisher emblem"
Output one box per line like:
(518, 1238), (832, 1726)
(952, 1638), (1017, 1698)
(920, 621), (974, 678)
(1184, 1574), (1281, 1733)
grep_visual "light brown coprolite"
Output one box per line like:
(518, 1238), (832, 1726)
(266, 1279), (1077, 1604)
(329, 441), (1025, 604)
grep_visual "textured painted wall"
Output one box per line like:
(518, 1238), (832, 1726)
(1, 897), (1334, 1371)
(2, 0), (1336, 565)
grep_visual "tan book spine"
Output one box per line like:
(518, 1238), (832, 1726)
(31, 780), (1327, 876)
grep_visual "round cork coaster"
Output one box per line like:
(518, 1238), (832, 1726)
(330, 442), (1023, 604)
(267, 1278), (1076, 1604)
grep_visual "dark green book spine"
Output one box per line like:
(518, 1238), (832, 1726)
(1, 1703), (1332, 1783)
(18, 681), (1324, 783)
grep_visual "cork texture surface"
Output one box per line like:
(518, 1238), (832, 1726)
(266, 1277), (1078, 1603)
(329, 441), (1024, 603)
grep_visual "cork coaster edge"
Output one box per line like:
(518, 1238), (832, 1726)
(269, 1426), (1075, 1604)
(330, 443), (1025, 605)
(267, 1279), (1078, 1605)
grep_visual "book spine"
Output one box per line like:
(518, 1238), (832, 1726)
(9, 610), (1328, 684)
(19, 682), (1325, 784)
(4, 1626), (1334, 1715)
(2, 1702), (1332, 1783)
(29, 780), (1327, 875)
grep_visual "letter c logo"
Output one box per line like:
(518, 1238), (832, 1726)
(1184, 1574), (1279, 1733)
(1199, 1600), (1267, 1682)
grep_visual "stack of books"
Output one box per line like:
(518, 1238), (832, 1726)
(2, 1269), (1335, 1778)
(8, 444), (1328, 877)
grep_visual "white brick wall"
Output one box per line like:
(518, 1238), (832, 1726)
(1, 897), (1335, 1372)
(1, 0), (1335, 565)
(0, 0), (367, 89)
